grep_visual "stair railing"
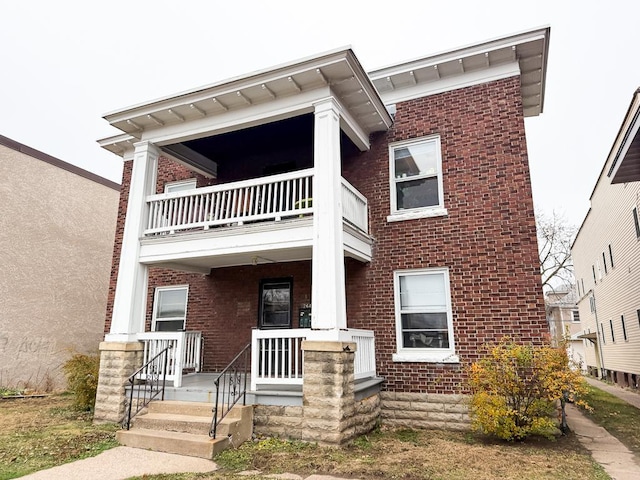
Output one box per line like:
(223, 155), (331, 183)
(210, 343), (251, 439)
(122, 344), (172, 430)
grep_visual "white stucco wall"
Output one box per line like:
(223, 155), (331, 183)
(0, 142), (119, 391)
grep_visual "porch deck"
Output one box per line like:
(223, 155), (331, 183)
(154, 372), (384, 406)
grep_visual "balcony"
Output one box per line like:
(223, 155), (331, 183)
(139, 168), (372, 270)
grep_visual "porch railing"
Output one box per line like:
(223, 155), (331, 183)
(349, 329), (376, 380)
(250, 329), (307, 391)
(250, 328), (376, 390)
(145, 169), (313, 235)
(341, 178), (368, 233)
(123, 344), (171, 430)
(144, 169), (369, 236)
(136, 331), (202, 388)
(210, 343), (250, 439)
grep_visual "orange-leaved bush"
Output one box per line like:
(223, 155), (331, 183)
(467, 338), (589, 441)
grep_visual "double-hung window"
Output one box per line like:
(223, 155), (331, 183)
(152, 286), (188, 331)
(393, 268), (457, 363)
(165, 178), (196, 193)
(388, 136), (446, 221)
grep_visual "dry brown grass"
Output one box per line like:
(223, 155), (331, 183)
(0, 395), (118, 479)
(134, 427), (610, 480)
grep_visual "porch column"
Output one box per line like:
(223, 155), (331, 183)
(106, 141), (159, 342)
(311, 98), (347, 332)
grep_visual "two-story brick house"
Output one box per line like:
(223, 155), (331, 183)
(94, 27), (550, 446)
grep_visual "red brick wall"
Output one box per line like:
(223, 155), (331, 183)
(104, 158), (313, 370)
(343, 76), (547, 393)
(104, 75), (546, 392)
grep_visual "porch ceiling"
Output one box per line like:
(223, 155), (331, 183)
(99, 48), (392, 156)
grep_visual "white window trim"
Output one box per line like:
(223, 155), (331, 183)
(151, 285), (189, 331)
(392, 268), (458, 363)
(164, 178), (197, 193)
(387, 135), (446, 223)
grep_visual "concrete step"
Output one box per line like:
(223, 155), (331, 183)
(117, 428), (228, 459)
(133, 412), (211, 435)
(121, 402), (255, 457)
(147, 400), (214, 417)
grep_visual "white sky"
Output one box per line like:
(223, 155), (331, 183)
(2, 0), (639, 228)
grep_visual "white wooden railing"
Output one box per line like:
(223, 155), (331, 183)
(144, 169), (369, 236)
(145, 169), (313, 235)
(341, 178), (368, 233)
(250, 329), (307, 391)
(137, 331), (202, 388)
(349, 329), (376, 380)
(250, 328), (376, 390)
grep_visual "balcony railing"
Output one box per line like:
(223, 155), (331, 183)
(137, 331), (202, 388)
(250, 328), (376, 390)
(144, 168), (368, 236)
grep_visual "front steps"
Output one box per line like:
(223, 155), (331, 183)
(117, 400), (254, 459)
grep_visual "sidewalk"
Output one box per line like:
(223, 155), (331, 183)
(564, 376), (640, 480)
(19, 446), (360, 480)
(583, 376), (640, 409)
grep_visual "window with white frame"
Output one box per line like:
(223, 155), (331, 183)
(393, 268), (457, 362)
(152, 286), (188, 331)
(165, 178), (196, 193)
(388, 136), (446, 221)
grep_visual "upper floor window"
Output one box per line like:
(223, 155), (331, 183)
(388, 136), (446, 221)
(393, 268), (457, 363)
(572, 310), (580, 323)
(633, 207), (640, 239)
(609, 244), (614, 268)
(602, 252), (608, 274)
(165, 178), (197, 193)
(152, 286), (188, 331)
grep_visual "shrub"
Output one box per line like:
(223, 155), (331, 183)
(467, 338), (589, 441)
(63, 352), (100, 411)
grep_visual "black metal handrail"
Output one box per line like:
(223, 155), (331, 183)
(122, 344), (172, 430)
(210, 343), (251, 438)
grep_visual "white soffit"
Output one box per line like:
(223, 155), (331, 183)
(369, 26), (550, 118)
(607, 88), (640, 184)
(99, 48), (392, 156)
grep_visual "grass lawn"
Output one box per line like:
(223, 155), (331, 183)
(0, 393), (614, 480)
(580, 384), (640, 455)
(0, 394), (118, 480)
(130, 428), (609, 480)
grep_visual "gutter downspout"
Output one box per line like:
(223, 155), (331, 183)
(591, 292), (606, 379)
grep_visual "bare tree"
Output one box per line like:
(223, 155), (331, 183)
(536, 211), (576, 292)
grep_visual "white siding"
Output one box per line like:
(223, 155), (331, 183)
(572, 177), (640, 375)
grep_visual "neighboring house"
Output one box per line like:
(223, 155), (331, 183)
(0, 135), (119, 391)
(94, 27), (550, 445)
(545, 288), (586, 372)
(572, 88), (640, 388)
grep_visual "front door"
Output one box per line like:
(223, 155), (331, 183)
(258, 278), (292, 329)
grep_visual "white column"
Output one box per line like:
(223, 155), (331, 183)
(311, 98), (347, 332)
(106, 142), (159, 342)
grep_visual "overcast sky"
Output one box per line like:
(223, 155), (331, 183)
(2, 0), (639, 228)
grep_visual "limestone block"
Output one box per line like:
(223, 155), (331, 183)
(427, 411), (463, 422)
(427, 393), (465, 404)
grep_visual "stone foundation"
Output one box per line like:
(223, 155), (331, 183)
(93, 341), (143, 423)
(254, 341), (381, 445)
(380, 391), (470, 431)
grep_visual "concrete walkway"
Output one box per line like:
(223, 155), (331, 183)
(564, 376), (640, 480)
(20, 446), (218, 480)
(19, 446), (359, 480)
(584, 376), (640, 409)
